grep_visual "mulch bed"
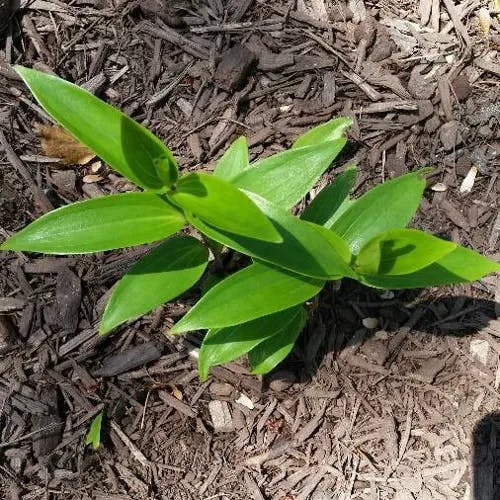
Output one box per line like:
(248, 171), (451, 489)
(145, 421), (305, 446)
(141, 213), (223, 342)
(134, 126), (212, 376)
(0, 1), (499, 499)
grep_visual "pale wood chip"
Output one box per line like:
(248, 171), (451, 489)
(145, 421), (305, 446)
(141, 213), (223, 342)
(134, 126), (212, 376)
(110, 421), (149, 467)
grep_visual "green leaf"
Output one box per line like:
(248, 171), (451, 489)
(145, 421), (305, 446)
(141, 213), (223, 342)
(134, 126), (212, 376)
(15, 66), (177, 191)
(301, 166), (357, 227)
(248, 307), (307, 375)
(0, 193), (185, 254)
(186, 191), (353, 279)
(355, 229), (457, 276)
(100, 236), (208, 334)
(331, 169), (431, 253)
(232, 139), (347, 209)
(292, 117), (353, 149)
(168, 173), (281, 243)
(213, 136), (249, 180)
(171, 261), (324, 333)
(358, 246), (500, 289)
(85, 411), (103, 450)
(198, 306), (304, 381)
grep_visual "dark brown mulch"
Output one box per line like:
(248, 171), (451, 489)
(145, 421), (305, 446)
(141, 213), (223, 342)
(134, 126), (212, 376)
(0, 1), (499, 499)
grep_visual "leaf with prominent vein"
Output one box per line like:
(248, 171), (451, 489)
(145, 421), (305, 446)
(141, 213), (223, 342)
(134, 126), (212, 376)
(213, 136), (249, 180)
(100, 236), (208, 334)
(232, 139), (347, 209)
(248, 307), (307, 375)
(331, 169), (430, 253)
(171, 262), (323, 333)
(0, 193), (185, 254)
(186, 191), (353, 279)
(198, 306), (304, 380)
(168, 173), (281, 242)
(358, 246), (500, 289)
(355, 229), (457, 276)
(15, 66), (178, 190)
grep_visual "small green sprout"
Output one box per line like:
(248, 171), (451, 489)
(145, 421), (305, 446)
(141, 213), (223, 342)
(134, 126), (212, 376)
(85, 411), (103, 450)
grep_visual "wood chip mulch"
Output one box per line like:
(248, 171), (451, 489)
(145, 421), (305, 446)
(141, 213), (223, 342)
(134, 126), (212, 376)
(0, 1), (499, 499)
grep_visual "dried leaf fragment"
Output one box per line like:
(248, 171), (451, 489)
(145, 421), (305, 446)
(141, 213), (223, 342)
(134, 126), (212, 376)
(35, 123), (95, 165)
(362, 317), (379, 329)
(477, 7), (491, 37)
(431, 182), (448, 192)
(459, 166), (478, 194)
(492, 0), (500, 20)
(83, 174), (104, 184)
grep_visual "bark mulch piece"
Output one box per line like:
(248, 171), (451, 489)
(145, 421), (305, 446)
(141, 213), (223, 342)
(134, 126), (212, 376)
(0, 0), (499, 498)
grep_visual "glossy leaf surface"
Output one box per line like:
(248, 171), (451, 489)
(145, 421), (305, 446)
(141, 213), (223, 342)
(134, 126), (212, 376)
(301, 166), (357, 227)
(232, 139), (346, 209)
(16, 66), (177, 190)
(168, 173), (281, 242)
(187, 191), (352, 279)
(100, 236), (208, 334)
(198, 306), (304, 380)
(331, 169), (430, 253)
(355, 229), (457, 276)
(0, 193), (185, 254)
(213, 136), (249, 180)
(248, 307), (307, 374)
(293, 117), (353, 149)
(358, 246), (500, 289)
(171, 262), (324, 333)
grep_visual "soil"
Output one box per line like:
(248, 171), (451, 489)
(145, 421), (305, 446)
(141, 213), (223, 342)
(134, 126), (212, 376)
(0, 1), (499, 499)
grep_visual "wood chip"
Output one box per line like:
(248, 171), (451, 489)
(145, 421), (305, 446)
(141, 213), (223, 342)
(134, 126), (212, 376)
(244, 472), (265, 500)
(0, 316), (14, 353)
(110, 421), (149, 467)
(56, 267), (81, 334)
(0, 296), (26, 313)
(348, 0), (367, 23)
(470, 339), (489, 365)
(208, 400), (233, 432)
(94, 342), (164, 377)
(475, 55), (500, 76)
(32, 386), (62, 458)
(419, 0), (432, 25)
(321, 71), (336, 106)
(412, 357), (447, 383)
(214, 44), (256, 91)
(158, 390), (197, 418)
(235, 392), (254, 409)
(439, 199), (471, 231)
(439, 121), (463, 151)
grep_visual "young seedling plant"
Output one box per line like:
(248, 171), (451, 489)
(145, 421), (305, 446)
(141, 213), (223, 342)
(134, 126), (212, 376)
(3, 67), (499, 380)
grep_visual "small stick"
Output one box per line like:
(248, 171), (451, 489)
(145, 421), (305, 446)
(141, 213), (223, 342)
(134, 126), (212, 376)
(110, 421), (150, 468)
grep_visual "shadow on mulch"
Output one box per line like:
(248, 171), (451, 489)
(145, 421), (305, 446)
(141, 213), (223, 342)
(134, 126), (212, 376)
(472, 411), (500, 500)
(268, 277), (500, 388)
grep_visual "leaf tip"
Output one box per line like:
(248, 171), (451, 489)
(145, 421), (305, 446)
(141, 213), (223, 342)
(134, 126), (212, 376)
(418, 166), (433, 178)
(0, 240), (11, 251)
(98, 322), (111, 336)
(169, 322), (186, 335)
(267, 227), (284, 244)
(13, 64), (26, 76)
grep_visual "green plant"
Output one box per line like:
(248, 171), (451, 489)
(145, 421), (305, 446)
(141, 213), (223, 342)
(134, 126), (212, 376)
(2, 67), (499, 380)
(85, 411), (103, 450)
